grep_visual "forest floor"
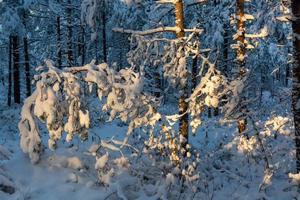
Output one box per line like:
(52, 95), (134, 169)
(0, 94), (300, 200)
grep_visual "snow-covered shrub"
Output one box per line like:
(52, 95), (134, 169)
(19, 59), (159, 163)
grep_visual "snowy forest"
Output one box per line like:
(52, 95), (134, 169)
(0, 0), (300, 199)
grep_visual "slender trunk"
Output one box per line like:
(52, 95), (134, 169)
(12, 35), (20, 104)
(7, 36), (12, 106)
(175, 0), (189, 148)
(192, 57), (198, 90)
(223, 23), (229, 75)
(56, 12), (62, 68)
(66, 0), (73, 67)
(236, 0), (247, 133)
(291, 0), (300, 172)
(78, 23), (85, 66)
(102, 0), (107, 63)
(24, 37), (31, 97)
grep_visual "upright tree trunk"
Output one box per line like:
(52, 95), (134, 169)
(66, 0), (74, 67)
(223, 23), (229, 75)
(175, 0), (189, 148)
(22, 9), (31, 97)
(191, 57), (198, 90)
(24, 37), (31, 97)
(7, 36), (12, 106)
(56, 7), (62, 68)
(102, 0), (107, 63)
(78, 23), (85, 66)
(236, 0), (247, 133)
(291, 0), (300, 172)
(12, 35), (20, 104)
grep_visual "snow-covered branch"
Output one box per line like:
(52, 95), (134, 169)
(113, 27), (203, 35)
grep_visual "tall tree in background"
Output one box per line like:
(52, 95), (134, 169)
(78, 23), (85, 66)
(101, 0), (107, 63)
(12, 35), (20, 104)
(291, 0), (300, 172)
(24, 37), (31, 97)
(175, 0), (189, 148)
(236, 0), (247, 133)
(66, 0), (74, 67)
(7, 35), (12, 106)
(23, 10), (31, 97)
(57, 0), (62, 68)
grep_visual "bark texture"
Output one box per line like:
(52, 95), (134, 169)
(236, 0), (247, 133)
(24, 37), (31, 97)
(12, 35), (20, 104)
(7, 36), (12, 106)
(175, 0), (189, 147)
(291, 0), (300, 172)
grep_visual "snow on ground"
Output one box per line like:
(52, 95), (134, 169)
(0, 98), (300, 199)
(0, 105), (119, 200)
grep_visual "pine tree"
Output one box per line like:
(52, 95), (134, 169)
(175, 0), (189, 148)
(7, 35), (12, 106)
(12, 35), (20, 104)
(23, 37), (31, 97)
(236, 0), (247, 133)
(56, 0), (62, 68)
(291, 0), (300, 172)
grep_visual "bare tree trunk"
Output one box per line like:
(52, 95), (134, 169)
(78, 23), (85, 66)
(7, 35), (12, 106)
(102, 0), (107, 63)
(191, 57), (198, 90)
(66, 0), (74, 67)
(12, 35), (20, 104)
(223, 23), (229, 75)
(56, 5), (62, 68)
(236, 0), (247, 133)
(175, 0), (189, 148)
(291, 0), (300, 172)
(24, 37), (31, 97)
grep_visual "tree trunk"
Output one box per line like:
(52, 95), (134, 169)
(78, 23), (85, 66)
(66, 0), (74, 67)
(102, 0), (107, 63)
(223, 23), (229, 76)
(175, 0), (189, 148)
(236, 0), (247, 133)
(291, 0), (300, 172)
(12, 35), (20, 104)
(56, 7), (62, 68)
(191, 57), (198, 90)
(7, 36), (12, 106)
(24, 37), (31, 97)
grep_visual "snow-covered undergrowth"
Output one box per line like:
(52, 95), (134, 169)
(0, 90), (300, 199)
(9, 57), (299, 199)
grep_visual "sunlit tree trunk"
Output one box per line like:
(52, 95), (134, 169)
(12, 35), (20, 104)
(236, 0), (247, 133)
(175, 0), (189, 148)
(291, 0), (300, 172)
(24, 37), (31, 97)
